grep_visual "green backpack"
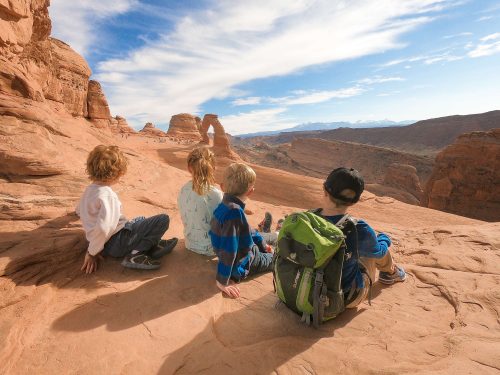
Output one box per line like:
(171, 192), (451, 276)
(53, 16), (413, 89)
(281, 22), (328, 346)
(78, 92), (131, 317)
(273, 210), (360, 327)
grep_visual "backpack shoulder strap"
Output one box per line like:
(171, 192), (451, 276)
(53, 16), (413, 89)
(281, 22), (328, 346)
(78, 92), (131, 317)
(307, 208), (323, 216)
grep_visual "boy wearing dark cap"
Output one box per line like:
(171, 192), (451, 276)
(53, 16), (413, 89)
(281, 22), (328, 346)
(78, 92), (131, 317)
(321, 167), (406, 307)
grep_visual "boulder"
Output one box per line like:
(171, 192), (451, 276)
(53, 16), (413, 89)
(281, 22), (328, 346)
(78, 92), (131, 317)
(383, 163), (423, 202)
(422, 129), (500, 221)
(167, 113), (202, 140)
(140, 122), (166, 137)
(109, 116), (135, 134)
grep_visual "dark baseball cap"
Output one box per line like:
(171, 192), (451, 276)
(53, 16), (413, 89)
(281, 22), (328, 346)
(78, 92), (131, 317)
(324, 167), (364, 204)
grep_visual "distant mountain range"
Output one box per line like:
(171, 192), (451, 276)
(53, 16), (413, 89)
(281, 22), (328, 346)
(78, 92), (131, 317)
(236, 119), (414, 138)
(235, 110), (500, 156)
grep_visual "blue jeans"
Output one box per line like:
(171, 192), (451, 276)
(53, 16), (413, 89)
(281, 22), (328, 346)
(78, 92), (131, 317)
(249, 247), (274, 276)
(102, 214), (169, 258)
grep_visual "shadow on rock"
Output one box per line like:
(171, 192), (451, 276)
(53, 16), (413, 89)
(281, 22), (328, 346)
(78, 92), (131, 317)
(0, 213), (87, 286)
(51, 247), (218, 332)
(159, 292), (367, 374)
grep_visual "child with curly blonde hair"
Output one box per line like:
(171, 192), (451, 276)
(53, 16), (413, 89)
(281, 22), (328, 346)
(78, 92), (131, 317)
(76, 145), (176, 273)
(178, 146), (223, 256)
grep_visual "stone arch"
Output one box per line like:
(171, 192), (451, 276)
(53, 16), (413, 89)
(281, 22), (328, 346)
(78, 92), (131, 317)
(200, 114), (239, 160)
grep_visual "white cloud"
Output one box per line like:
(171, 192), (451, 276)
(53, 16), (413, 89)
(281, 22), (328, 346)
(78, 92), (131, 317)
(443, 31), (473, 39)
(91, 0), (457, 129)
(481, 33), (500, 42)
(49, 0), (138, 56)
(381, 51), (463, 67)
(270, 87), (365, 105)
(356, 76), (405, 85)
(477, 15), (493, 22)
(468, 33), (500, 57)
(423, 54), (463, 64)
(219, 108), (294, 134)
(232, 97), (262, 106)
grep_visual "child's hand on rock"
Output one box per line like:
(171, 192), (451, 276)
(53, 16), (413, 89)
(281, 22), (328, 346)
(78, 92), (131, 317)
(216, 280), (240, 298)
(81, 253), (102, 274)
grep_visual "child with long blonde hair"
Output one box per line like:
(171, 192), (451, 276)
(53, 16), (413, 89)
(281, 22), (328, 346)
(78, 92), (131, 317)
(178, 146), (223, 256)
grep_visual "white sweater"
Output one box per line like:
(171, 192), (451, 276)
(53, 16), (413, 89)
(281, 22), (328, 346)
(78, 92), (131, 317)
(177, 181), (223, 256)
(76, 183), (127, 255)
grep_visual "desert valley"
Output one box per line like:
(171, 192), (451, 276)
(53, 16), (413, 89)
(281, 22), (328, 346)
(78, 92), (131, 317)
(1, 1), (499, 374)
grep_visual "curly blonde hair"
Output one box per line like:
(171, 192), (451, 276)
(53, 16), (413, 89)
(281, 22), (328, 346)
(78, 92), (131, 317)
(86, 145), (128, 182)
(187, 146), (216, 195)
(223, 163), (256, 196)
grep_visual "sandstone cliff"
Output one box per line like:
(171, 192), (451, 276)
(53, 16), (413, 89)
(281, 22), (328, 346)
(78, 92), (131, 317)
(0, 0), (126, 133)
(423, 129), (500, 221)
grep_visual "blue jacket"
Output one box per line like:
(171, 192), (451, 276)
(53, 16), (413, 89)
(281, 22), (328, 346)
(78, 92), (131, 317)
(209, 194), (265, 285)
(324, 215), (391, 292)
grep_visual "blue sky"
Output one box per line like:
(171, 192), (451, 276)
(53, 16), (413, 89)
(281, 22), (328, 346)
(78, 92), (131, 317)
(49, 0), (500, 134)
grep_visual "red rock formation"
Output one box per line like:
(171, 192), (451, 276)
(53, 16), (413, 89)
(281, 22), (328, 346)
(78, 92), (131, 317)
(234, 138), (432, 205)
(87, 80), (111, 120)
(140, 122), (167, 137)
(383, 163), (423, 203)
(422, 129), (500, 221)
(200, 114), (239, 160)
(167, 113), (202, 140)
(109, 116), (135, 134)
(0, 0), (130, 136)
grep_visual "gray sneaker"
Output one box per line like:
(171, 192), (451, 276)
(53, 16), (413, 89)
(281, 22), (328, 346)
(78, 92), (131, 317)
(121, 254), (161, 270)
(378, 265), (406, 285)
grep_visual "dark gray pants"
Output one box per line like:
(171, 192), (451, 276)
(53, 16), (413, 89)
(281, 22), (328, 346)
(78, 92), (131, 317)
(248, 248), (274, 276)
(103, 214), (169, 258)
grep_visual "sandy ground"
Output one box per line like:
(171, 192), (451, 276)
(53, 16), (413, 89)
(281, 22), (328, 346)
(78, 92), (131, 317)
(1, 132), (499, 375)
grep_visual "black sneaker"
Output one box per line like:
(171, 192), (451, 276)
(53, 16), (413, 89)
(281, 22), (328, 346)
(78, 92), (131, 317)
(258, 212), (273, 233)
(121, 254), (161, 270)
(149, 238), (178, 259)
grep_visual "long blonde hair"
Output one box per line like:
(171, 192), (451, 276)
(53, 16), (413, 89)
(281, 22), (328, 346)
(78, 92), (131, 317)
(187, 147), (216, 195)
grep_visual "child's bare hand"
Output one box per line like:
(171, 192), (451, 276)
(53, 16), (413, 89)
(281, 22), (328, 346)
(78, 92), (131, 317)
(81, 253), (101, 274)
(216, 280), (240, 298)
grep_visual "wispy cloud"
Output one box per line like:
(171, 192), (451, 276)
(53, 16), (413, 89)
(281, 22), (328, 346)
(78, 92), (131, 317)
(356, 76), (405, 85)
(231, 97), (262, 106)
(90, 0), (457, 128)
(477, 15), (493, 22)
(481, 33), (500, 42)
(220, 107), (294, 134)
(423, 54), (463, 64)
(49, 0), (138, 56)
(269, 87), (365, 105)
(381, 51), (463, 67)
(468, 33), (500, 57)
(443, 31), (473, 39)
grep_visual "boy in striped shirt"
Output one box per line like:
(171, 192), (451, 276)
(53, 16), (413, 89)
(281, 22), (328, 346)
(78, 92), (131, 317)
(209, 163), (274, 298)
